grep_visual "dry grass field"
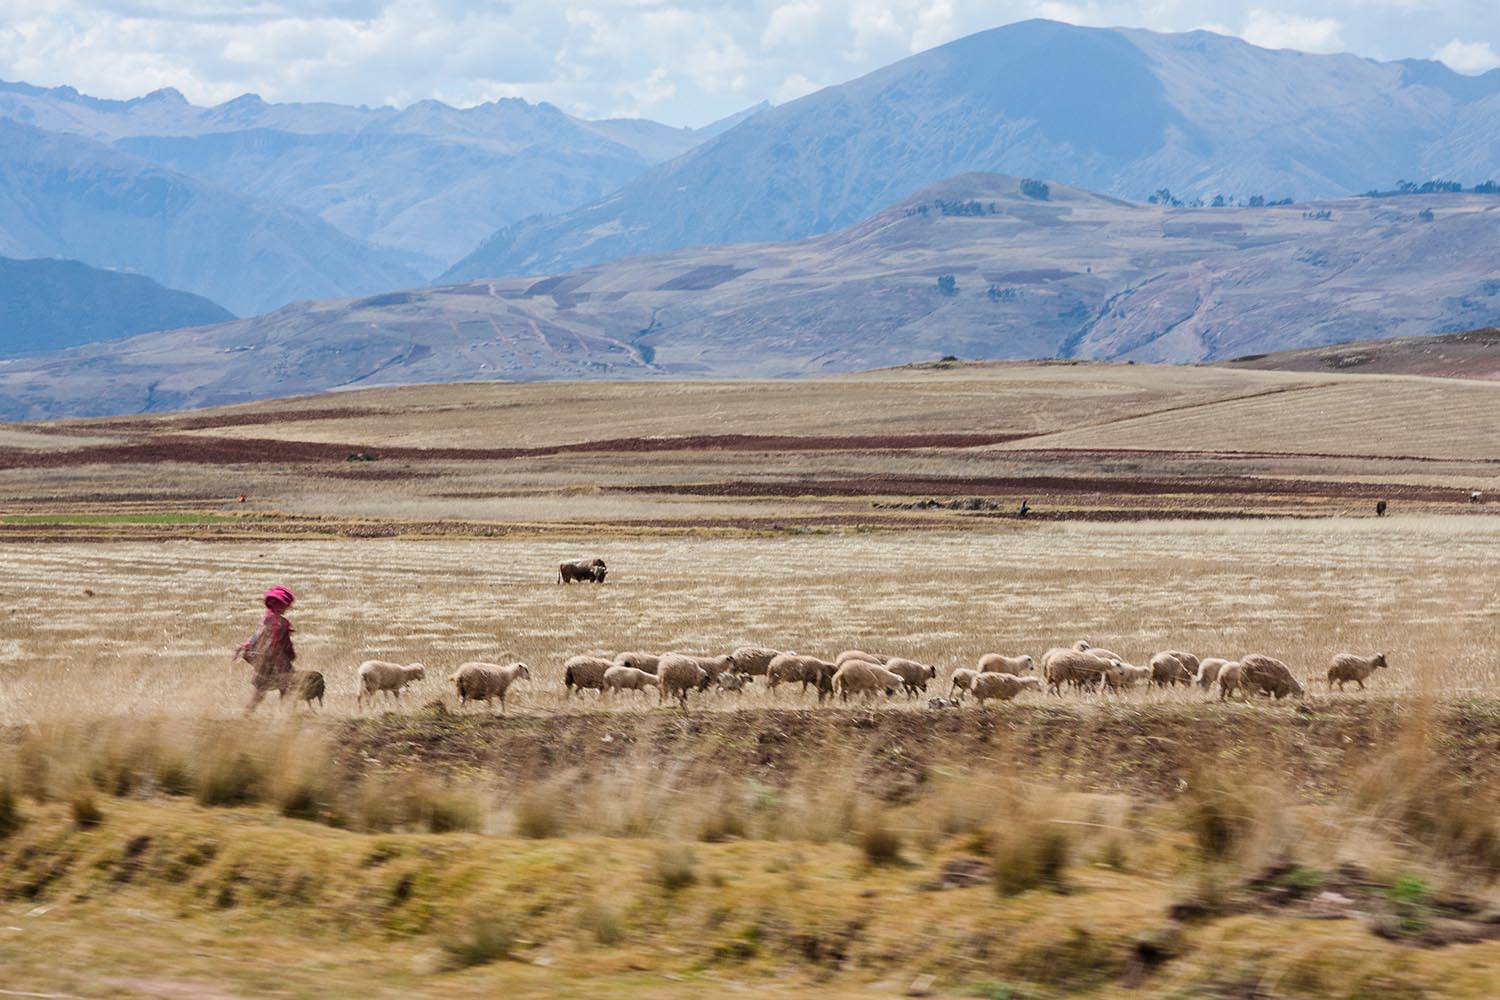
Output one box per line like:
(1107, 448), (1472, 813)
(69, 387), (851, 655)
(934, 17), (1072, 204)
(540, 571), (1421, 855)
(4, 362), (1500, 998)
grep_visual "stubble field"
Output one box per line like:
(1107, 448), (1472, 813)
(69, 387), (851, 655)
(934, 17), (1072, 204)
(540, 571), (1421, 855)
(4, 362), (1500, 999)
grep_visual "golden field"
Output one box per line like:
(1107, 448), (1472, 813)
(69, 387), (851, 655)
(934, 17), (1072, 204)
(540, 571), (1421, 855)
(3, 362), (1500, 998)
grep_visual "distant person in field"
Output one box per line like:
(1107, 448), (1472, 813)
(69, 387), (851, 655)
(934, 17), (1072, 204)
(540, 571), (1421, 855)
(233, 585), (297, 714)
(1018, 499), (1031, 518)
(1376, 500), (1388, 517)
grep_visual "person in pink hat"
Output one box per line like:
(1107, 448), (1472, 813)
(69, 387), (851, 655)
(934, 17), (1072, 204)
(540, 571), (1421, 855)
(233, 585), (298, 714)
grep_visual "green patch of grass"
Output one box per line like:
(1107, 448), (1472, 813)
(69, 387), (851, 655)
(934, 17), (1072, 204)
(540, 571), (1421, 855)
(1, 512), (235, 525)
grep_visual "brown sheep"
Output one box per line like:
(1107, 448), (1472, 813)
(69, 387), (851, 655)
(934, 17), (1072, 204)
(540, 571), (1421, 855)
(884, 657), (938, 697)
(558, 557), (607, 584)
(282, 670), (325, 710)
(831, 660), (903, 703)
(452, 661), (531, 713)
(1149, 651), (1196, 687)
(656, 654), (709, 709)
(978, 653), (1034, 675)
(970, 673), (1043, 705)
(728, 646), (781, 676)
(1239, 654), (1305, 700)
(564, 655), (613, 696)
(1328, 652), (1389, 691)
(1217, 662), (1246, 701)
(767, 653), (838, 699)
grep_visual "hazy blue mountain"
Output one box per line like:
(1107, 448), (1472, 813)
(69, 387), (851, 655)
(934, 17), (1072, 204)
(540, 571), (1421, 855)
(6, 174), (1498, 419)
(443, 19), (1500, 281)
(0, 81), (759, 276)
(0, 255), (233, 356)
(0, 119), (423, 315)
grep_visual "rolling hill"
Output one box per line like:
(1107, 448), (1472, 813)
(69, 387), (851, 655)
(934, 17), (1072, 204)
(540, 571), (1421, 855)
(444, 19), (1500, 281)
(1223, 327), (1500, 380)
(0, 80), (761, 277)
(2, 174), (1498, 419)
(0, 255), (233, 356)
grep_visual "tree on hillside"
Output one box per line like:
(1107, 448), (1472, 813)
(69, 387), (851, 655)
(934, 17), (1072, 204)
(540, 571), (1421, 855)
(1020, 178), (1050, 200)
(936, 274), (958, 296)
(1211, 194), (1226, 208)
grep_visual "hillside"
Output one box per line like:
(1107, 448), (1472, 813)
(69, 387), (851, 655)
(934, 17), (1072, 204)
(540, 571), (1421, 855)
(0, 81), (754, 277)
(0, 119), (422, 315)
(0, 256), (233, 355)
(3, 174), (1498, 419)
(1224, 327), (1500, 379)
(444, 19), (1500, 280)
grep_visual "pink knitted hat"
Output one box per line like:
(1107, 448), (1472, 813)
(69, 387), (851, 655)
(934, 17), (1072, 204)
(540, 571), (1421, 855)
(263, 585), (295, 610)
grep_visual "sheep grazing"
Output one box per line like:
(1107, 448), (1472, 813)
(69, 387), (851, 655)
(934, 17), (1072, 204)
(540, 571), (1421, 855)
(835, 649), (890, 667)
(884, 657), (938, 697)
(656, 654), (709, 709)
(613, 651), (661, 675)
(1043, 650), (1119, 694)
(977, 653), (1034, 675)
(949, 667), (979, 699)
(1238, 654), (1305, 700)
(1103, 662), (1152, 691)
(831, 660), (904, 703)
(970, 673), (1043, 705)
(716, 672), (753, 694)
(1194, 658), (1231, 690)
(452, 661), (531, 713)
(603, 664), (657, 696)
(1149, 651), (1197, 687)
(727, 646), (781, 676)
(356, 660), (426, 708)
(283, 670), (325, 710)
(1217, 662), (1246, 701)
(1328, 652), (1389, 692)
(676, 654), (737, 690)
(563, 655), (614, 696)
(766, 654), (838, 699)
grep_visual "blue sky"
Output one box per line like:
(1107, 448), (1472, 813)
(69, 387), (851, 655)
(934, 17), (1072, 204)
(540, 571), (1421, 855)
(2, 0), (1497, 126)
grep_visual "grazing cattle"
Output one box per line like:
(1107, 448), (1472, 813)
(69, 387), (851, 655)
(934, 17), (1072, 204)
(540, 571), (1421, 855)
(559, 558), (608, 583)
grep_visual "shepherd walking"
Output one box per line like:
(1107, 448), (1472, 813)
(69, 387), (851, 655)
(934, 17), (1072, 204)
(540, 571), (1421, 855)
(233, 585), (298, 714)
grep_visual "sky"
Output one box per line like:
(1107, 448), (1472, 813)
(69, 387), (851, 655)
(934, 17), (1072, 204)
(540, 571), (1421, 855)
(1, 0), (1498, 127)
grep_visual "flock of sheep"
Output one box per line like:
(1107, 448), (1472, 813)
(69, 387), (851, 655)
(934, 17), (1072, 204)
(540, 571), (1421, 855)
(322, 643), (1392, 714)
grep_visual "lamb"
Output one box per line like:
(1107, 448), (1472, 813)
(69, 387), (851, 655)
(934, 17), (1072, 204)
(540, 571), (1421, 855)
(1194, 658), (1231, 690)
(656, 654), (709, 709)
(884, 657), (938, 697)
(716, 672), (752, 694)
(1103, 662), (1153, 691)
(451, 661), (531, 713)
(831, 659), (904, 703)
(283, 670), (325, 710)
(1238, 654), (1305, 700)
(356, 660), (426, 708)
(564, 655), (614, 696)
(1149, 651), (1197, 687)
(1328, 652), (1389, 691)
(603, 664), (657, 696)
(970, 673), (1043, 705)
(613, 651), (661, 675)
(727, 646), (781, 676)
(949, 667), (979, 699)
(835, 649), (890, 667)
(766, 654), (838, 698)
(1043, 650), (1119, 694)
(1217, 662), (1246, 701)
(977, 654), (1034, 675)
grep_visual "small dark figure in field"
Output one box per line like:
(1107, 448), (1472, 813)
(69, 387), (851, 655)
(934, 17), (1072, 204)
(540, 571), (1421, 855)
(233, 585), (297, 714)
(284, 670), (325, 710)
(1375, 500), (1388, 517)
(1471, 491), (1483, 504)
(559, 557), (607, 583)
(1018, 499), (1031, 518)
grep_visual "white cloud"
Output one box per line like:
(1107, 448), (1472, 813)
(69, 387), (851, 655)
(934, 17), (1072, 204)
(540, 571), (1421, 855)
(1240, 9), (1344, 53)
(1434, 38), (1500, 74)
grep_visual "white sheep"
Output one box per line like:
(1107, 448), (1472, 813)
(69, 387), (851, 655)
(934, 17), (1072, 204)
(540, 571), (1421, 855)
(1194, 657), (1231, 690)
(835, 649), (890, 667)
(564, 655), (614, 696)
(1217, 662), (1246, 701)
(977, 653), (1034, 675)
(1148, 651), (1196, 687)
(356, 660), (426, 708)
(949, 667), (979, 699)
(766, 654), (837, 698)
(1104, 661), (1152, 691)
(970, 673), (1043, 705)
(1328, 652), (1389, 691)
(884, 657), (938, 697)
(831, 660), (904, 703)
(451, 661), (531, 713)
(603, 664), (657, 696)
(656, 654), (709, 709)
(728, 646), (781, 676)
(613, 651), (661, 675)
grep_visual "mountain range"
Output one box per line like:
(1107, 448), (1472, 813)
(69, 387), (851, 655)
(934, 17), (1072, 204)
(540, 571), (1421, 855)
(4, 173), (1497, 420)
(444, 19), (1500, 281)
(0, 81), (754, 312)
(0, 255), (231, 356)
